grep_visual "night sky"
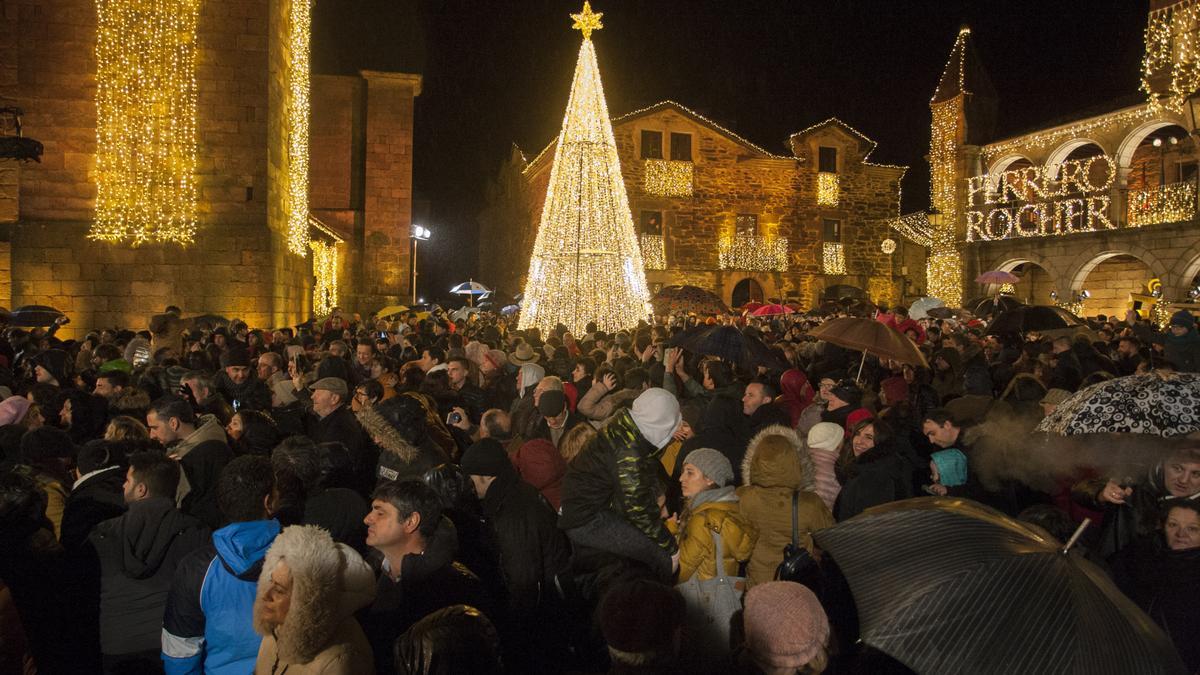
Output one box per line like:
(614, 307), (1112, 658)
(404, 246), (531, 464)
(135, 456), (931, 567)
(313, 0), (1149, 301)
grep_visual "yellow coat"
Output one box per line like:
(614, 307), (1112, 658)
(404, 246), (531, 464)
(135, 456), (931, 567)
(676, 491), (757, 583)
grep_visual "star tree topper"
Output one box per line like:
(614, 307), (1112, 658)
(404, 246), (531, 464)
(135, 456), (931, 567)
(571, 1), (603, 40)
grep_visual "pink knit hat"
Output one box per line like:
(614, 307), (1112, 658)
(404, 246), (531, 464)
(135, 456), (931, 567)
(0, 396), (32, 427)
(743, 581), (830, 669)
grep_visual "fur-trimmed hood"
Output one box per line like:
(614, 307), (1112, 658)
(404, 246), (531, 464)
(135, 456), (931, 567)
(356, 403), (420, 463)
(741, 424), (815, 492)
(253, 525), (376, 665)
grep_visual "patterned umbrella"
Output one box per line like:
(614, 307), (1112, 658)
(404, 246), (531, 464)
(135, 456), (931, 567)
(814, 498), (1188, 675)
(976, 270), (1021, 284)
(1036, 371), (1200, 437)
(748, 303), (794, 317)
(651, 285), (730, 316)
(667, 324), (784, 369)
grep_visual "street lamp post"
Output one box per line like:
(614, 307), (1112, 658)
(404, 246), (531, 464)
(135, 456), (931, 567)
(411, 225), (430, 305)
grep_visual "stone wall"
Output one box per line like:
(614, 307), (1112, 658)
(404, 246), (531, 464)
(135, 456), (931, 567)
(1079, 256), (1152, 318)
(0, 0), (332, 336)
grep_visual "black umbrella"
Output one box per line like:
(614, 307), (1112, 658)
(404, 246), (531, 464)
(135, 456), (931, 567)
(667, 324), (784, 369)
(814, 498), (1187, 675)
(8, 304), (65, 327)
(986, 305), (1085, 335)
(183, 314), (230, 329)
(965, 294), (1023, 317)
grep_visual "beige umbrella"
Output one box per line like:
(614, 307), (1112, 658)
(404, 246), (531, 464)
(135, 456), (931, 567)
(807, 316), (928, 380)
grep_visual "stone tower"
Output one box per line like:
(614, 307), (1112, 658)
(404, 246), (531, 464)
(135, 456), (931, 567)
(928, 25), (996, 306)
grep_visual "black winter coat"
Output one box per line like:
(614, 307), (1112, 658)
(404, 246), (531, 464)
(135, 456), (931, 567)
(834, 442), (915, 521)
(177, 439), (234, 530)
(306, 405), (374, 491)
(359, 517), (489, 674)
(479, 470), (570, 615)
(1112, 536), (1200, 673)
(87, 497), (210, 656)
(60, 466), (126, 550)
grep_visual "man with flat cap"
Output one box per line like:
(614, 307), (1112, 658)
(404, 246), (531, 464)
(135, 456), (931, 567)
(305, 376), (370, 488)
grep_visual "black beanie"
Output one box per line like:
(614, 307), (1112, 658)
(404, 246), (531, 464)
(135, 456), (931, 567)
(831, 380), (862, 408)
(460, 438), (512, 477)
(219, 346), (251, 369)
(20, 426), (76, 464)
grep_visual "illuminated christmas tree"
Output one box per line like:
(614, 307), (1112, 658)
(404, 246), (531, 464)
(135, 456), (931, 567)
(518, 2), (650, 335)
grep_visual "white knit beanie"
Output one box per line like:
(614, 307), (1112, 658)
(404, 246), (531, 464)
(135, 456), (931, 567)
(807, 422), (844, 453)
(630, 388), (681, 449)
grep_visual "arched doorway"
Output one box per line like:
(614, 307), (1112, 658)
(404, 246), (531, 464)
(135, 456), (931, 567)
(822, 284), (867, 301)
(731, 278), (765, 308)
(1002, 261), (1055, 306)
(1076, 254), (1155, 319)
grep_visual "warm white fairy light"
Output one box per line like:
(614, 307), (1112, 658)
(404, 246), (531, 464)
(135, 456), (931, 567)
(310, 239), (339, 315)
(823, 242), (846, 275)
(1128, 181), (1196, 226)
(285, 0), (312, 256)
(519, 3), (651, 335)
(644, 159), (694, 197)
(929, 94), (963, 307)
(817, 172), (839, 206)
(882, 212), (933, 247)
(718, 234), (788, 272)
(640, 233), (667, 269)
(881, 238), (896, 254)
(1142, 0), (1200, 113)
(982, 106), (1154, 163)
(91, 0), (201, 246)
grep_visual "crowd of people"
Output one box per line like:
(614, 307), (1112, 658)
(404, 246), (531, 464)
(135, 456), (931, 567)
(0, 299), (1197, 674)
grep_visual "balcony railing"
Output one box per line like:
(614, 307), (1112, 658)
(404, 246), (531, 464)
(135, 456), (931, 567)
(1127, 181), (1197, 227)
(640, 233), (667, 269)
(718, 234), (788, 272)
(644, 159), (694, 197)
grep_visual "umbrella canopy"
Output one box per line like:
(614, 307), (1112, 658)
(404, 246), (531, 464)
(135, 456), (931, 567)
(666, 324), (784, 369)
(739, 301), (766, 313)
(814, 498), (1187, 675)
(976, 270), (1021, 284)
(1037, 371), (1200, 436)
(749, 303), (794, 317)
(500, 304), (520, 316)
(926, 306), (966, 320)
(987, 305), (1084, 335)
(651, 285), (730, 316)
(806, 317), (927, 368)
(8, 305), (65, 327)
(450, 281), (491, 296)
(450, 306), (483, 322)
(965, 294), (1023, 317)
(908, 296), (945, 320)
(376, 305), (410, 319)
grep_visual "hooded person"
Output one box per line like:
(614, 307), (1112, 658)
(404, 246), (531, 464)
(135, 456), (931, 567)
(252, 525), (376, 674)
(806, 423), (844, 513)
(358, 395), (449, 486)
(461, 438), (571, 671)
(737, 426), (834, 587)
(507, 362), (545, 441)
(775, 369), (815, 429)
(89, 451), (210, 669)
(559, 388), (682, 581)
(1133, 309), (1200, 373)
(32, 349), (71, 388)
(931, 347), (965, 402)
(510, 437), (567, 510)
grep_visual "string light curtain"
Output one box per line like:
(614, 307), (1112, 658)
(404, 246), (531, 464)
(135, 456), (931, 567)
(285, 0), (312, 256)
(519, 2), (651, 335)
(310, 239), (339, 316)
(91, 0), (201, 246)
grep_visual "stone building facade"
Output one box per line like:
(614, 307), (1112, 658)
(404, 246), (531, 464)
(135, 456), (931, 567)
(921, 2), (1200, 318)
(0, 0), (419, 337)
(481, 101), (912, 310)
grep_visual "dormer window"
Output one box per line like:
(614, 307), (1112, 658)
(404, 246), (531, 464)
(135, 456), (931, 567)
(818, 146), (838, 173)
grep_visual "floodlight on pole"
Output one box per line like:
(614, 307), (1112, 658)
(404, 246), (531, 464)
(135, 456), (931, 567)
(410, 224), (431, 304)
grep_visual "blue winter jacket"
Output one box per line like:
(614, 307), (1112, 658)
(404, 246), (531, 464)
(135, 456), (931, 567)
(161, 519), (280, 674)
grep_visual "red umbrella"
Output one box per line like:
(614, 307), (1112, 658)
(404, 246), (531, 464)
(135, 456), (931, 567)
(740, 301), (766, 313)
(750, 303), (795, 317)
